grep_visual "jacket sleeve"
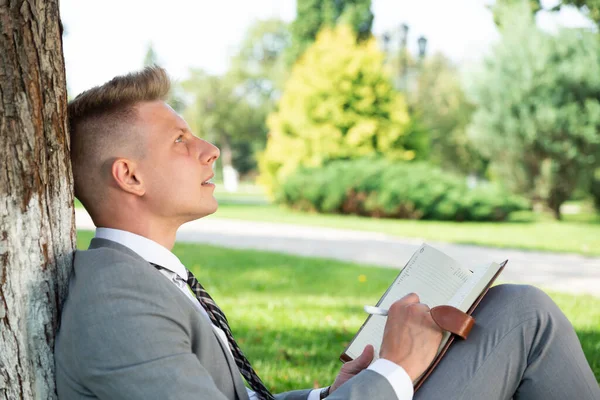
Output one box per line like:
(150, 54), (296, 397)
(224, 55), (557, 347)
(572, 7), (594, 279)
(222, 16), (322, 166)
(274, 369), (397, 400)
(275, 389), (313, 400)
(324, 370), (397, 399)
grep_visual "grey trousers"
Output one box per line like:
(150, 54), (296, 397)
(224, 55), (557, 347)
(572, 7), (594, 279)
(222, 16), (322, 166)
(415, 284), (600, 400)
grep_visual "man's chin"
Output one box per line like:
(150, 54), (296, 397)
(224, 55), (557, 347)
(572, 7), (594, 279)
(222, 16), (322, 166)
(173, 200), (219, 227)
(193, 198), (219, 220)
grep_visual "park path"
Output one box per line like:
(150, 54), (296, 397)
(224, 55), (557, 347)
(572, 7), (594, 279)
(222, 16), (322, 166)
(75, 209), (600, 297)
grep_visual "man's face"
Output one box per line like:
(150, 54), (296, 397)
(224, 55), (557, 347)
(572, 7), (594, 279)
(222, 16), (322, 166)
(135, 101), (220, 222)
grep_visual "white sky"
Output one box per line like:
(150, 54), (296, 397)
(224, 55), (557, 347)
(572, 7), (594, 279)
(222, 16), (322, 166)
(60, 0), (594, 96)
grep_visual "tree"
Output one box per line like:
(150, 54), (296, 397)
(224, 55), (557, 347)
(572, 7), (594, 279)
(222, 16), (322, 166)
(182, 70), (267, 176)
(142, 43), (186, 113)
(555, 0), (600, 26)
(143, 42), (160, 67)
(0, 1), (74, 398)
(229, 19), (291, 104)
(287, 0), (373, 63)
(488, 0), (542, 26)
(259, 25), (416, 194)
(411, 53), (487, 175)
(466, 5), (600, 219)
(591, 167), (600, 210)
(490, 0), (600, 28)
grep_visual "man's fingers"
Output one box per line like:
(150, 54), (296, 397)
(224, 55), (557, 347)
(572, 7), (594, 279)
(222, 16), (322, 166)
(392, 292), (420, 308)
(343, 345), (375, 373)
(388, 293), (424, 318)
(407, 302), (430, 313)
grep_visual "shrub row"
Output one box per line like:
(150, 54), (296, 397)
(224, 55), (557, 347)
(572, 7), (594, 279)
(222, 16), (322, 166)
(275, 158), (529, 221)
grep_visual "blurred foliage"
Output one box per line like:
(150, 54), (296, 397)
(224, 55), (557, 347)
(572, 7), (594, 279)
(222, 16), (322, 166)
(259, 25), (423, 194)
(143, 44), (159, 68)
(229, 19), (291, 106)
(557, 0), (600, 26)
(466, 4), (600, 219)
(488, 0), (542, 26)
(181, 20), (290, 175)
(182, 70), (266, 175)
(143, 43), (186, 113)
(288, 0), (373, 63)
(276, 158), (529, 221)
(491, 0), (600, 27)
(411, 53), (488, 176)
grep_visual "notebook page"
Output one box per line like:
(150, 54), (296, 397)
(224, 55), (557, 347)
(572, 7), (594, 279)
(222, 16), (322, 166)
(448, 262), (502, 312)
(345, 244), (472, 360)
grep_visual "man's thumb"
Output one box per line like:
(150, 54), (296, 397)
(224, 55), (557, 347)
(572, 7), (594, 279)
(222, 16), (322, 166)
(352, 345), (375, 369)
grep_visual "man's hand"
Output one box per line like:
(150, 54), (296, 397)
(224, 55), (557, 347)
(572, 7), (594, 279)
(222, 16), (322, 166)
(379, 293), (443, 381)
(328, 345), (375, 394)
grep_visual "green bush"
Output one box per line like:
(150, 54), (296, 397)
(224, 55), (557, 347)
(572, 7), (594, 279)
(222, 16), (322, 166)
(276, 159), (529, 221)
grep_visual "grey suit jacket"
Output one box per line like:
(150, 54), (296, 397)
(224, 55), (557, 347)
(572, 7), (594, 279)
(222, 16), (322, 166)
(55, 239), (396, 400)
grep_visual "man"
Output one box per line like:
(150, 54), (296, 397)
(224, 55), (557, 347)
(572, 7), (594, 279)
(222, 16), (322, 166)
(55, 67), (600, 400)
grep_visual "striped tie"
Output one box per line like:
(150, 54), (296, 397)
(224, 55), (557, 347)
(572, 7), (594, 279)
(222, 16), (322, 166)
(152, 263), (274, 400)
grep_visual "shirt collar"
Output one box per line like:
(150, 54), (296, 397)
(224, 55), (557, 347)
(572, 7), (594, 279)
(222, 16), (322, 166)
(94, 228), (188, 281)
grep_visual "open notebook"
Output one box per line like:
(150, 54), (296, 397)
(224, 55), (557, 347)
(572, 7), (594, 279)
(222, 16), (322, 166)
(340, 243), (507, 389)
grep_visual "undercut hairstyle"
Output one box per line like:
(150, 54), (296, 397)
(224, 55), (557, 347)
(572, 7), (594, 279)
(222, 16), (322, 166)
(68, 66), (171, 217)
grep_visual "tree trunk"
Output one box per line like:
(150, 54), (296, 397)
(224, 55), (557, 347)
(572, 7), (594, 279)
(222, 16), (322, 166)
(219, 132), (234, 168)
(0, 1), (74, 399)
(547, 192), (563, 220)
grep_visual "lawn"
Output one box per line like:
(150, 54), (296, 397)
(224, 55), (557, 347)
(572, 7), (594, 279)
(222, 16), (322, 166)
(77, 230), (600, 390)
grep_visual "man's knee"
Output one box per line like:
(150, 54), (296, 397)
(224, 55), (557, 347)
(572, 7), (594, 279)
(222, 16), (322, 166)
(489, 283), (549, 304)
(486, 284), (566, 321)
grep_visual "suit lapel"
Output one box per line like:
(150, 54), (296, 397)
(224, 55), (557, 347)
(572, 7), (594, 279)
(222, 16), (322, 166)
(211, 328), (251, 400)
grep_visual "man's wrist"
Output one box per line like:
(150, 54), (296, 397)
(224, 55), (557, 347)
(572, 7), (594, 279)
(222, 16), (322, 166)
(368, 359), (414, 400)
(319, 386), (330, 399)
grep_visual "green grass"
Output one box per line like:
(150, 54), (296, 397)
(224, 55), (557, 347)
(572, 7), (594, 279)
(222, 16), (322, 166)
(77, 230), (600, 390)
(210, 202), (600, 256)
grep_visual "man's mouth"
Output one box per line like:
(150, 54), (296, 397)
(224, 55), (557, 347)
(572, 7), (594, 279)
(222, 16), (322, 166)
(202, 175), (215, 186)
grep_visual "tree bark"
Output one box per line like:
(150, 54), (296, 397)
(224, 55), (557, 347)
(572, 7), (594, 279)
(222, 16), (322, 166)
(0, 1), (74, 399)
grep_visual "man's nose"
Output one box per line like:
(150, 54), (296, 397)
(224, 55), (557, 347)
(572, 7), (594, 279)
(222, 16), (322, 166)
(197, 138), (220, 165)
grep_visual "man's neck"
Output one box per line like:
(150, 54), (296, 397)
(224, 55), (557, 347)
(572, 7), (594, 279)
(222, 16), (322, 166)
(94, 220), (179, 250)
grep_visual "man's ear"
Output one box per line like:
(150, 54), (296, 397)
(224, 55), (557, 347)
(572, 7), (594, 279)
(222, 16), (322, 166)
(111, 158), (146, 197)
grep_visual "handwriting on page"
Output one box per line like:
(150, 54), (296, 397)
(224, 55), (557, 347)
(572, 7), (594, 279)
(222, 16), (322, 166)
(382, 245), (471, 309)
(391, 259), (469, 307)
(447, 264), (488, 309)
(448, 262), (501, 312)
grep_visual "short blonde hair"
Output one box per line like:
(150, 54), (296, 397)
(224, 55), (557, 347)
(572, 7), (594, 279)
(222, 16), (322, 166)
(68, 66), (171, 216)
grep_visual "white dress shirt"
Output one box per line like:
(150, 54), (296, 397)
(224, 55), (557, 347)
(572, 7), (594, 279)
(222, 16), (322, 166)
(94, 228), (413, 400)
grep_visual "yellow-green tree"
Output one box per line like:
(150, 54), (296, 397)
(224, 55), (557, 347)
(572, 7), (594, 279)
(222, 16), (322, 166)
(259, 25), (414, 194)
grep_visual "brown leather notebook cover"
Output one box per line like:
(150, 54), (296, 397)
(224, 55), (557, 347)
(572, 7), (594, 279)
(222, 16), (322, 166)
(339, 259), (508, 391)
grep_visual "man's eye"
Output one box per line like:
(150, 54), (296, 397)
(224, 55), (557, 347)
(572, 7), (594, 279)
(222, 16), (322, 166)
(175, 135), (184, 143)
